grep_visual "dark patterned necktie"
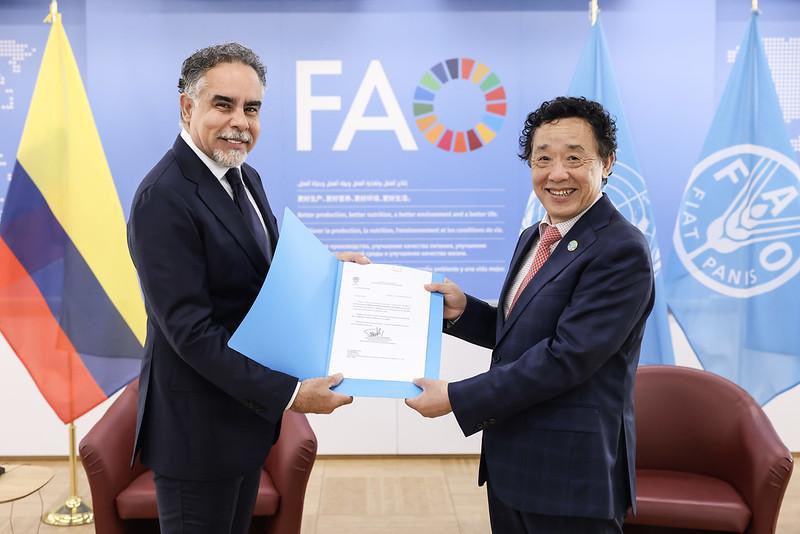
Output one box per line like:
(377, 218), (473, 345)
(225, 167), (271, 262)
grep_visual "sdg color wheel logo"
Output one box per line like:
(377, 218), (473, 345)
(674, 144), (800, 298)
(412, 58), (506, 152)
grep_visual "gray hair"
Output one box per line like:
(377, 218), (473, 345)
(178, 43), (266, 127)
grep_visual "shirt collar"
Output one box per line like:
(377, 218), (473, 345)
(180, 128), (238, 180)
(540, 193), (603, 238)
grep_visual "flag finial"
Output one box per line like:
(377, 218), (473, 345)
(590, 0), (599, 26)
(43, 0), (58, 24)
(752, 0), (759, 12)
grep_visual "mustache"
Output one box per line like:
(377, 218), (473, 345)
(217, 131), (252, 143)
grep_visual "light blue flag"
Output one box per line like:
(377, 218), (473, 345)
(666, 13), (800, 404)
(521, 17), (674, 364)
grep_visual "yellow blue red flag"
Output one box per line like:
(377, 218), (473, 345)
(0, 7), (145, 423)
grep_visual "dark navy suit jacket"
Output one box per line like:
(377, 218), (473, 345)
(447, 194), (654, 520)
(127, 136), (298, 480)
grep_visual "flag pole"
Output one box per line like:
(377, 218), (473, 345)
(38, 1), (94, 527)
(590, 0), (599, 26)
(43, 0), (58, 23)
(43, 423), (93, 526)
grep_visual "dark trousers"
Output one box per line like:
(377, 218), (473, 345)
(487, 484), (624, 534)
(153, 467), (261, 534)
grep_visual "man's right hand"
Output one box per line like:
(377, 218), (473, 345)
(290, 373), (353, 414)
(425, 278), (467, 321)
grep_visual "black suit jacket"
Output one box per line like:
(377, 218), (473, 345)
(127, 136), (298, 480)
(447, 195), (654, 520)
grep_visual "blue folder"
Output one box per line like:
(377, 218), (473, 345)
(229, 208), (444, 398)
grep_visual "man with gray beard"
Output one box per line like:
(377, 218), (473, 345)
(127, 43), (360, 533)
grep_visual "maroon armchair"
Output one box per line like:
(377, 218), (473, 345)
(79, 379), (317, 534)
(625, 366), (794, 534)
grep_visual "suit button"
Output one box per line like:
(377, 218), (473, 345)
(491, 354), (501, 363)
(487, 418), (496, 425)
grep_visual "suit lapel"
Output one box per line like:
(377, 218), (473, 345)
(496, 225), (539, 334)
(170, 136), (268, 277)
(496, 195), (615, 347)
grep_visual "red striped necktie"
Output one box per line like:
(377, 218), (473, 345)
(508, 224), (562, 314)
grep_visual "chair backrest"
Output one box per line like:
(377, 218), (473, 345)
(79, 379), (146, 534)
(635, 365), (760, 477)
(80, 378), (145, 479)
(634, 365), (794, 534)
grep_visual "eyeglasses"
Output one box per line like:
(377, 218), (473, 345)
(531, 154), (598, 169)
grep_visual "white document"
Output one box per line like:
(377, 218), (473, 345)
(328, 263), (433, 382)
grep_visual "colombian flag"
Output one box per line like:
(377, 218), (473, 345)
(0, 7), (145, 423)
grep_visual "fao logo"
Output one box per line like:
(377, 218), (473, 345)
(674, 144), (800, 298)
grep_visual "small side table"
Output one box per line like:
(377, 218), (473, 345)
(0, 464), (55, 533)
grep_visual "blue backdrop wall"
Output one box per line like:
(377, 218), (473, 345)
(1, 0), (798, 302)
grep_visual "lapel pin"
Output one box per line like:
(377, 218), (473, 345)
(567, 240), (578, 252)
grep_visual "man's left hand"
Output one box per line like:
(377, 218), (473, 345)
(336, 251), (370, 264)
(405, 378), (452, 418)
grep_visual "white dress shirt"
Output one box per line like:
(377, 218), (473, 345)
(180, 129), (270, 237)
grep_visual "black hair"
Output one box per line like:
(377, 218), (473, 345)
(518, 96), (617, 183)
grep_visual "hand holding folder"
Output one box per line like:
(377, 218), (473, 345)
(289, 372), (352, 414)
(229, 209), (444, 399)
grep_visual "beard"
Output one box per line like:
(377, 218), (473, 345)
(212, 147), (247, 167)
(212, 130), (252, 167)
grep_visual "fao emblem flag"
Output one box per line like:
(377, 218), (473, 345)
(667, 13), (800, 404)
(522, 16), (674, 364)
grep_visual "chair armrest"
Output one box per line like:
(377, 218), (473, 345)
(737, 401), (794, 534)
(263, 410), (317, 534)
(78, 382), (146, 534)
